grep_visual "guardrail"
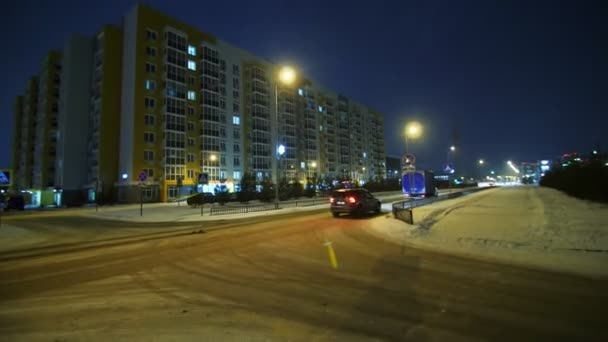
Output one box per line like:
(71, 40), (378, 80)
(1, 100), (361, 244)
(392, 187), (493, 225)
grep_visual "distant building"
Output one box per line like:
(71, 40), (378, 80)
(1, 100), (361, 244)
(386, 156), (401, 179)
(520, 162), (538, 184)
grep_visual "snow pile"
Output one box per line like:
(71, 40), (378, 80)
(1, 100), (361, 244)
(369, 187), (608, 278)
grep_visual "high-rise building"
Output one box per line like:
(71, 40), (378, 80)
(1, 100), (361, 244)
(32, 51), (62, 189)
(55, 35), (94, 206)
(13, 77), (39, 190)
(85, 25), (123, 205)
(11, 4), (385, 205)
(11, 95), (24, 185)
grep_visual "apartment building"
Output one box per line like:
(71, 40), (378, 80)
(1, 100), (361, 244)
(13, 77), (39, 190)
(12, 4), (385, 204)
(32, 51), (62, 190)
(11, 96), (24, 186)
(54, 35), (94, 206)
(85, 25), (123, 204)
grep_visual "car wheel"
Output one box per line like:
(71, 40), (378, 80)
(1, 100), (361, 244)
(332, 211), (339, 217)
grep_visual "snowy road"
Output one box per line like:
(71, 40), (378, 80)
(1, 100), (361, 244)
(1, 195), (607, 341)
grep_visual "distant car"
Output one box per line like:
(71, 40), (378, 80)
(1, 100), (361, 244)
(330, 188), (381, 217)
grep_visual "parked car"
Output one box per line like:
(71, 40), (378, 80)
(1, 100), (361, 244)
(329, 188), (381, 217)
(2, 194), (25, 211)
(186, 192), (216, 206)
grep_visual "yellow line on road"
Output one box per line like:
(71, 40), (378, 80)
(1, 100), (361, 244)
(324, 239), (339, 270)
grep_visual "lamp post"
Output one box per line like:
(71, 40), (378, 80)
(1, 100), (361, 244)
(274, 66), (296, 205)
(209, 154), (217, 183)
(447, 146), (456, 193)
(403, 121), (422, 200)
(275, 144), (285, 203)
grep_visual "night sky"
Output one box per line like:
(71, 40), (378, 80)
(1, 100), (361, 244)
(2, 0), (606, 176)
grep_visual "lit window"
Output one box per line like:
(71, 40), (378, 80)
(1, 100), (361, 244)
(187, 91), (196, 101)
(187, 60), (196, 71)
(363, 152), (367, 158)
(298, 88), (304, 96)
(188, 45), (196, 56)
(232, 116), (240, 125)
(319, 125), (323, 131)
(188, 169), (195, 179)
(318, 105), (323, 112)
(145, 80), (156, 90)
(233, 171), (241, 180)
(300, 161), (305, 169)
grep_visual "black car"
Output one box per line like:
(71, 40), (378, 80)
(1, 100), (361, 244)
(330, 188), (381, 217)
(2, 194), (25, 211)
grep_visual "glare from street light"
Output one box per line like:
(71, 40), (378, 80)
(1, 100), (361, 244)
(210, 154), (217, 162)
(507, 160), (520, 173)
(404, 121), (422, 139)
(479, 159), (484, 165)
(450, 145), (456, 151)
(278, 66), (296, 85)
(311, 161), (317, 168)
(277, 144), (286, 156)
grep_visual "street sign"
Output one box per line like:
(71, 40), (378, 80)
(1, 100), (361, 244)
(403, 153), (415, 166)
(139, 171), (147, 183)
(443, 163), (455, 174)
(198, 173), (208, 185)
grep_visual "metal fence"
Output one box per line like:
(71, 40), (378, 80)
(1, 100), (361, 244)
(209, 203), (280, 216)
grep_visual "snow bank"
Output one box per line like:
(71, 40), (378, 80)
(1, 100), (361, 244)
(369, 187), (608, 278)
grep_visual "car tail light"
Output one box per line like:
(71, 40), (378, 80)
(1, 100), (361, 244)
(347, 196), (357, 204)
(329, 197), (334, 203)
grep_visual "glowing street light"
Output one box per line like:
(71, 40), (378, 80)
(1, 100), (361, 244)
(479, 159), (484, 165)
(450, 145), (455, 152)
(311, 161), (317, 168)
(278, 66), (296, 85)
(403, 121), (423, 155)
(403, 121), (423, 199)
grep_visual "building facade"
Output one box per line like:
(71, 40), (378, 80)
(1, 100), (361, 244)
(32, 51), (62, 190)
(12, 4), (385, 205)
(13, 78), (39, 190)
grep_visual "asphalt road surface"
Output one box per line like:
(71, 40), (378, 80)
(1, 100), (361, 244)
(0, 209), (607, 341)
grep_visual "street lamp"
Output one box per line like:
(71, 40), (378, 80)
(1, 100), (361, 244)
(209, 154), (217, 184)
(275, 66), (297, 205)
(479, 159), (484, 165)
(447, 146), (456, 193)
(404, 121), (422, 155)
(403, 121), (423, 200)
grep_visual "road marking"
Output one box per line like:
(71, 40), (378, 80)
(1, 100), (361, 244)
(324, 239), (339, 270)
